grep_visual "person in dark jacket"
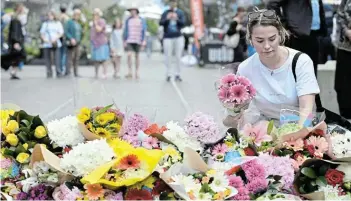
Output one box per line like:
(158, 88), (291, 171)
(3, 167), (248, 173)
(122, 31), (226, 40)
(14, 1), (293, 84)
(267, 0), (328, 76)
(1, 3), (26, 80)
(225, 7), (248, 62)
(159, 0), (186, 82)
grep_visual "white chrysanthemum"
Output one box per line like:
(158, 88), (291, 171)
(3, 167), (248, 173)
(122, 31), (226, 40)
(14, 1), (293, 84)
(319, 185), (351, 200)
(163, 121), (203, 152)
(331, 132), (351, 158)
(60, 139), (115, 177)
(47, 115), (85, 147)
(209, 173), (230, 192)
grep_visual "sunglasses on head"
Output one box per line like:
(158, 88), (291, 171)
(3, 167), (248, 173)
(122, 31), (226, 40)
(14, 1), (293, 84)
(248, 10), (277, 21)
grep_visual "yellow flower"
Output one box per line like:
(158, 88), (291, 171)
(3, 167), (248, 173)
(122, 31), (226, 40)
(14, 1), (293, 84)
(6, 134), (19, 146)
(2, 126), (12, 136)
(225, 141), (233, 148)
(7, 120), (19, 132)
(86, 122), (94, 132)
(95, 112), (115, 126)
(107, 138), (133, 156)
(77, 107), (91, 123)
(224, 189), (231, 197)
(164, 146), (181, 160)
(94, 127), (111, 139)
(16, 152), (30, 163)
(108, 123), (121, 134)
(23, 143), (29, 150)
(206, 169), (216, 176)
(34, 126), (47, 139)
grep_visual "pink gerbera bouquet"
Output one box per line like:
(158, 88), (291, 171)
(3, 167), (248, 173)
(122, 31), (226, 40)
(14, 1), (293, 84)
(217, 74), (256, 114)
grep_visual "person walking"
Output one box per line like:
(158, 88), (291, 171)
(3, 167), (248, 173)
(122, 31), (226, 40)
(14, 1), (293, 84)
(40, 11), (64, 78)
(90, 8), (110, 79)
(335, 0), (351, 119)
(110, 18), (124, 79)
(123, 6), (147, 79)
(159, 0), (186, 82)
(59, 6), (70, 75)
(1, 3), (27, 79)
(64, 9), (83, 77)
(267, 0), (327, 76)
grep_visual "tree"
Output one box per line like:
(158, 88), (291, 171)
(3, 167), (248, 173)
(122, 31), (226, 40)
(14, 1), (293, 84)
(146, 19), (159, 36)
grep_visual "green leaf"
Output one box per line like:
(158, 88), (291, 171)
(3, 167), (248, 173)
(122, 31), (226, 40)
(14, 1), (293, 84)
(267, 120), (274, 135)
(149, 133), (175, 146)
(15, 144), (26, 155)
(31, 116), (45, 131)
(93, 104), (114, 118)
(319, 164), (330, 176)
(14, 110), (34, 124)
(282, 150), (293, 156)
(299, 185), (306, 194)
(18, 127), (30, 133)
(311, 181), (317, 186)
(316, 176), (327, 187)
(301, 167), (317, 179)
(27, 141), (37, 149)
(3, 148), (15, 156)
(18, 132), (28, 143)
(20, 119), (31, 127)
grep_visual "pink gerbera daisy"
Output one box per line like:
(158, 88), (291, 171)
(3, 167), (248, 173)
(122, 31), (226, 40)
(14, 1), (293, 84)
(218, 87), (230, 102)
(282, 138), (304, 151)
(247, 84), (257, 97)
(237, 76), (251, 87)
(142, 137), (159, 149)
(306, 136), (329, 157)
(212, 143), (228, 155)
(220, 74), (236, 86)
(229, 85), (249, 104)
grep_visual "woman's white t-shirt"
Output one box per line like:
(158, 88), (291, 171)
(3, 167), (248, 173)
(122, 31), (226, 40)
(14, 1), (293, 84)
(237, 47), (320, 120)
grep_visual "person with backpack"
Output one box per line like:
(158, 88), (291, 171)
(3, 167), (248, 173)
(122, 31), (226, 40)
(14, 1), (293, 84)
(223, 8), (320, 130)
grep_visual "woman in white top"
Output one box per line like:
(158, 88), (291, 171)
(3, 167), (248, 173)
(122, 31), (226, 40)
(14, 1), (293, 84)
(40, 11), (64, 78)
(109, 18), (124, 78)
(225, 8), (320, 131)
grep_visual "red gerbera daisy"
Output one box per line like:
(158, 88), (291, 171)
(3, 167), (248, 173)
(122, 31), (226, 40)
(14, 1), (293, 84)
(125, 188), (153, 200)
(117, 154), (141, 170)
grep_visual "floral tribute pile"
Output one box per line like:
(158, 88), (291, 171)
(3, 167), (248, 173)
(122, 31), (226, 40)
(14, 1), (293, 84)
(1, 97), (351, 200)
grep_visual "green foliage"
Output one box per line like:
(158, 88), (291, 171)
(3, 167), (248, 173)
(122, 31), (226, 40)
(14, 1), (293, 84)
(146, 19), (159, 36)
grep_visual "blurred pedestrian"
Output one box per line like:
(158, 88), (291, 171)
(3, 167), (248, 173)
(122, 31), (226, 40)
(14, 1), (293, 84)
(110, 18), (124, 79)
(40, 11), (64, 78)
(59, 6), (70, 75)
(1, 3), (27, 79)
(123, 5), (147, 79)
(335, 0), (351, 119)
(224, 7), (247, 62)
(65, 9), (83, 77)
(267, 0), (327, 76)
(90, 8), (110, 79)
(159, 0), (186, 82)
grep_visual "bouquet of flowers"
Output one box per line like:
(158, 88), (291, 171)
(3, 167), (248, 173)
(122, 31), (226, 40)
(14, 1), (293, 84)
(184, 112), (221, 144)
(167, 168), (237, 200)
(60, 139), (116, 177)
(53, 182), (123, 201)
(0, 156), (20, 180)
(294, 159), (351, 200)
(81, 146), (163, 188)
(328, 125), (351, 159)
(14, 184), (54, 200)
(126, 173), (175, 200)
(274, 129), (330, 170)
(216, 73), (256, 116)
(122, 113), (149, 147)
(1, 110), (56, 164)
(203, 128), (257, 163)
(139, 123), (168, 150)
(47, 115), (85, 148)
(76, 105), (124, 140)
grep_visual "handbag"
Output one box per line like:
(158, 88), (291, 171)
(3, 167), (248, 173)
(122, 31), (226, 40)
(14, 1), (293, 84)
(223, 33), (240, 48)
(292, 52), (351, 130)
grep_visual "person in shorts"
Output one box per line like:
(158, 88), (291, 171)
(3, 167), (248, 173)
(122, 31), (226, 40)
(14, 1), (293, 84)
(123, 6), (146, 79)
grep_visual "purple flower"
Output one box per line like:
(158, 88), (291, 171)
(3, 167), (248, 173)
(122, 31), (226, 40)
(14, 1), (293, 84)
(104, 190), (123, 201)
(242, 159), (266, 180)
(257, 154), (295, 190)
(184, 112), (220, 144)
(122, 113), (149, 147)
(16, 192), (28, 200)
(245, 177), (268, 194)
(28, 184), (52, 201)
